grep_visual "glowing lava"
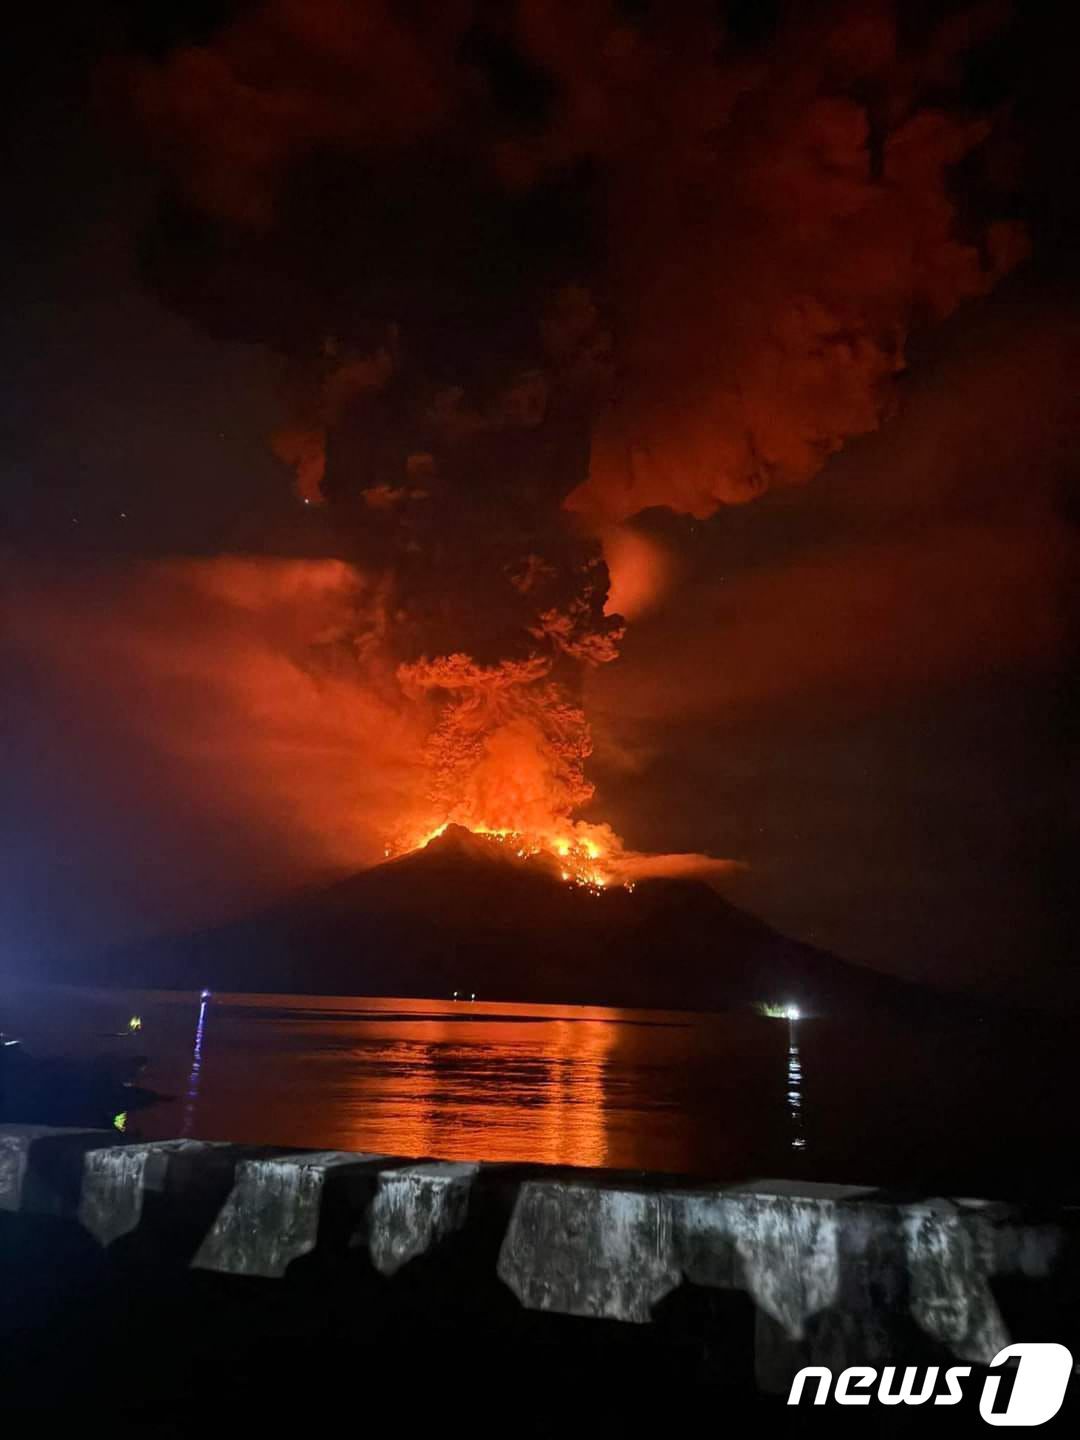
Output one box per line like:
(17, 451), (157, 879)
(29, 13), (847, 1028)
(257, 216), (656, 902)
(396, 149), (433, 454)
(385, 821), (619, 893)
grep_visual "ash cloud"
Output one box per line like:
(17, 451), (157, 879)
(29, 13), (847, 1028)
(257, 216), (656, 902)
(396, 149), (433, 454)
(97, 0), (1031, 850)
(113, 0), (1026, 518)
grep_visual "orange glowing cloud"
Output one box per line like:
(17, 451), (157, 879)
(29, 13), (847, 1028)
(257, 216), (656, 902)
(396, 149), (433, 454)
(9, 556), (429, 883)
(601, 526), (674, 622)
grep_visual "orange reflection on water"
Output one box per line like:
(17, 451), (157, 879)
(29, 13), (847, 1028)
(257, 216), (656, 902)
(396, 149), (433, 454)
(143, 993), (783, 1174)
(4, 988), (793, 1177)
(283, 1001), (619, 1167)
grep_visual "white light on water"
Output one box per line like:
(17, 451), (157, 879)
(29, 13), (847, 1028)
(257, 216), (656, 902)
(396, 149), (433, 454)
(786, 1005), (801, 1022)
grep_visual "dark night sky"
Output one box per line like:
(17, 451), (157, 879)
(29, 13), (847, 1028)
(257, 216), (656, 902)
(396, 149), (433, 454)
(2, 2), (1077, 1003)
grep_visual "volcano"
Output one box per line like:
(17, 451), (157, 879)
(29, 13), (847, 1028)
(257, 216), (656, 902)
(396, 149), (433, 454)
(90, 826), (928, 1015)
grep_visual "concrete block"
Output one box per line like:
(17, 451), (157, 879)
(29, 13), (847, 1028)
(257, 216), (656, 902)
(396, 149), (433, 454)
(78, 1139), (243, 1247)
(0, 1125), (114, 1217)
(193, 1151), (383, 1277)
(367, 1161), (480, 1276)
(498, 1180), (681, 1322)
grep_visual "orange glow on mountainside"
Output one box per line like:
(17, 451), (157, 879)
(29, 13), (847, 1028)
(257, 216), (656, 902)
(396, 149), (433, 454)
(385, 821), (620, 894)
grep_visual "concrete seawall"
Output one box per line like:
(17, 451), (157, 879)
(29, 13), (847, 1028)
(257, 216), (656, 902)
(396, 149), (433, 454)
(1, 1125), (1077, 1404)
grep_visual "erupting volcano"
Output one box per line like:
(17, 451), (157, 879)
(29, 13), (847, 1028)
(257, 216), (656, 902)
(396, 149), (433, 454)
(387, 631), (625, 887)
(8, 0), (1063, 1006)
(87, 0), (1030, 922)
(96, 820), (930, 1016)
(389, 826), (616, 894)
(385, 644), (627, 889)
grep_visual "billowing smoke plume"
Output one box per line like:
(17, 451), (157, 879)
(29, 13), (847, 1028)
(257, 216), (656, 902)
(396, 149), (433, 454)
(102, 0), (1028, 853)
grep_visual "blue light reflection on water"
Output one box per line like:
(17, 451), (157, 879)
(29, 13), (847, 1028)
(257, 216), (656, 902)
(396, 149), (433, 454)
(181, 993), (209, 1138)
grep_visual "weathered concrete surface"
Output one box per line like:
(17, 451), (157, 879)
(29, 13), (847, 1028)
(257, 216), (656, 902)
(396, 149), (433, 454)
(79, 1139), (246, 1247)
(904, 1200), (1012, 1362)
(1, 1127), (1076, 1395)
(0, 1125), (114, 1217)
(366, 1161), (480, 1275)
(497, 1181), (681, 1322)
(193, 1151), (381, 1278)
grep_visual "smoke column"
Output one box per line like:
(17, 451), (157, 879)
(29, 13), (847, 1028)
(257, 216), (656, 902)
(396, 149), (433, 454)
(96, 0), (1028, 858)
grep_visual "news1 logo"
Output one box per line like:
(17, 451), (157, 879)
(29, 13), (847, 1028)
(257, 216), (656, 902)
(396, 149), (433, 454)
(787, 1343), (1075, 1425)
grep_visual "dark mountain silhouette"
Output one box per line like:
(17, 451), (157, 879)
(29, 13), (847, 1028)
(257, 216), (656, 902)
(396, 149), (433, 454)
(86, 823), (933, 1013)
(91, 825), (929, 1014)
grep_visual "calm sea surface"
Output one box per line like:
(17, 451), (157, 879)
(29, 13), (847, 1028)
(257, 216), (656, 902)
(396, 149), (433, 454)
(1, 985), (1074, 1200)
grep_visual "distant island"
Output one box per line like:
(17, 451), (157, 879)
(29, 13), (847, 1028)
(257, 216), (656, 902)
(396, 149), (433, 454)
(82, 825), (933, 1016)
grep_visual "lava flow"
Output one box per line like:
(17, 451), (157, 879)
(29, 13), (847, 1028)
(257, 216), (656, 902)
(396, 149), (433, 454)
(385, 822), (620, 894)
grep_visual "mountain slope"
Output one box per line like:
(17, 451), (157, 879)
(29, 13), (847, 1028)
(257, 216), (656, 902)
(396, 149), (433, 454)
(91, 825), (927, 1014)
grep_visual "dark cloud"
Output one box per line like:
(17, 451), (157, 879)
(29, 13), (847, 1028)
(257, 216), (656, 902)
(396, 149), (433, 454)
(585, 280), (1078, 991)
(109, 2), (1029, 519)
